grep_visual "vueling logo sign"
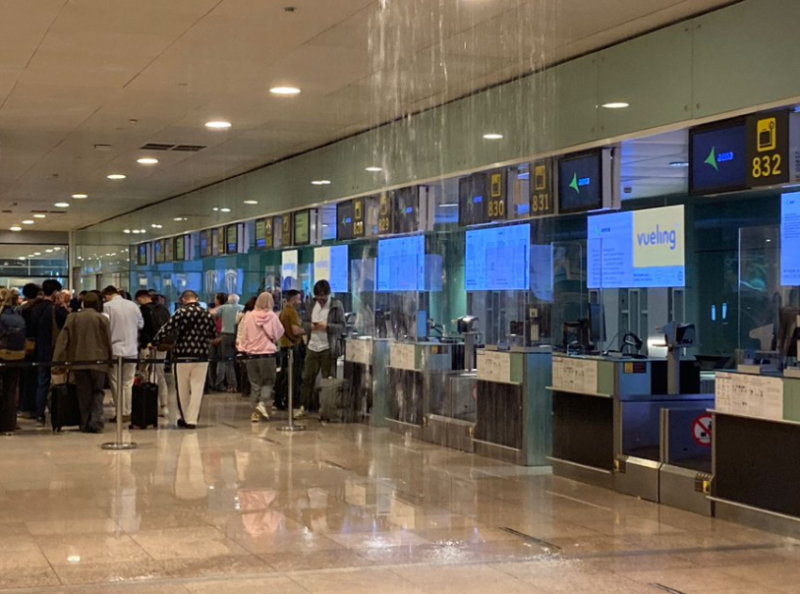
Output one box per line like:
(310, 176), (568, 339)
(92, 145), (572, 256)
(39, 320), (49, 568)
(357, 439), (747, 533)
(636, 224), (678, 251)
(569, 173), (591, 193)
(704, 146), (734, 172)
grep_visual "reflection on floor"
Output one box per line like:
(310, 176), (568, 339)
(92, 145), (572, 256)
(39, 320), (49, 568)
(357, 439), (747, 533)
(2, 391), (799, 594)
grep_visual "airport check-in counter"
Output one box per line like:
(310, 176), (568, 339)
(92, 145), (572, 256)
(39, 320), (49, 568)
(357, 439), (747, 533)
(711, 369), (800, 537)
(549, 354), (712, 513)
(344, 337), (390, 427)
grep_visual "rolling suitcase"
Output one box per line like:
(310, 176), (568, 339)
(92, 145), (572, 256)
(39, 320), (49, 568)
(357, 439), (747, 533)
(318, 377), (354, 423)
(49, 378), (81, 433)
(131, 352), (159, 429)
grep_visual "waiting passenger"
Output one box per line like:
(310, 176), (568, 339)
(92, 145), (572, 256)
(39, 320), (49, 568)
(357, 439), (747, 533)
(296, 280), (345, 418)
(102, 286), (144, 423)
(17, 283), (41, 420)
(28, 279), (68, 427)
(151, 290), (216, 429)
(0, 288), (26, 436)
(53, 292), (112, 434)
(207, 292), (227, 390)
(277, 289), (305, 411)
(214, 294), (243, 393)
(135, 289), (171, 416)
(236, 296), (258, 398)
(237, 292), (284, 422)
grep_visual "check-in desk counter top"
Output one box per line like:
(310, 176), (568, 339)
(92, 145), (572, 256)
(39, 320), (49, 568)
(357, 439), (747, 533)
(469, 346), (552, 466)
(344, 337), (390, 427)
(712, 370), (800, 537)
(548, 355), (703, 490)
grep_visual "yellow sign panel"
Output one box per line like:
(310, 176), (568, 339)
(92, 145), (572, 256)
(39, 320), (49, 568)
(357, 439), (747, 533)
(756, 117), (777, 153)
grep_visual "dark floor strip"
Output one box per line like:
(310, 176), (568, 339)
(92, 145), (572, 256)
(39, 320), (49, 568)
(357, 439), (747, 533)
(650, 584), (689, 594)
(572, 541), (792, 561)
(499, 527), (562, 551)
(323, 460), (350, 471)
(262, 437), (282, 445)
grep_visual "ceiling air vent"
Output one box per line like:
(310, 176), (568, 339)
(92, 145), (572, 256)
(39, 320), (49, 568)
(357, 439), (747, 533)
(1, 210), (11, 214)
(30, 210), (47, 214)
(172, 145), (206, 152)
(140, 143), (174, 151)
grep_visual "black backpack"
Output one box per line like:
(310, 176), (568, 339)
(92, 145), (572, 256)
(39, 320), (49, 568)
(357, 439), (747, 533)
(149, 303), (170, 333)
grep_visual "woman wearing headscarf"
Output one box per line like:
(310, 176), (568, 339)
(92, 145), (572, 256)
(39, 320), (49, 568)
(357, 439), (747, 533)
(236, 292), (284, 423)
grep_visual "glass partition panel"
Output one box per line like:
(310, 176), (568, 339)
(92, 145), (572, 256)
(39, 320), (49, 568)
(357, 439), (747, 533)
(551, 241), (585, 351)
(739, 225), (781, 353)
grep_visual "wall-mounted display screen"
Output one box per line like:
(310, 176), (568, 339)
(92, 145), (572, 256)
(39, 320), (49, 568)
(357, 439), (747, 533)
(225, 224), (238, 254)
(164, 238), (174, 262)
(281, 214), (292, 247)
(255, 219), (267, 250)
(781, 192), (800, 286)
(690, 119), (747, 194)
(393, 187), (419, 234)
(281, 250), (299, 291)
(558, 151), (603, 214)
(459, 173), (487, 226)
(200, 230), (211, 258)
(314, 245), (349, 294)
(337, 201), (354, 241)
(465, 224), (530, 291)
(587, 205), (685, 289)
(175, 235), (186, 261)
(294, 210), (310, 245)
(137, 244), (148, 266)
(211, 228), (221, 256)
(154, 240), (164, 264)
(377, 235), (425, 292)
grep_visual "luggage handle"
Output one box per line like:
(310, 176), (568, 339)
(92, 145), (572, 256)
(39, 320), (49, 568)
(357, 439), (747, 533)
(149, 348), (157, 384)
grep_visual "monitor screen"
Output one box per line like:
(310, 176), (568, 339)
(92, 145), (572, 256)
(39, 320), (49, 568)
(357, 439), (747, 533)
(175, 235), (186, 261)
(294, 210), (310, 245)
(137, 244), (148, 266)
(558, 151), (604, 214)
(200, 230), (211, 258)
(690, 120), (747, 194)
(587, 205), (685, 289)
(226, 224), (238, 254)
(314, 245), (349, 294)
(459, 173), (487, 226)
(211, 228), (221, 256)
(154, 240), (164, 264)
(377, 235), (425, 292)
(465, 223), (531, 291)
(393, 187), (419, 234)
(255, 219), (267, 250)
(781, 192), (800, 286)
(337, 201), (354, 241)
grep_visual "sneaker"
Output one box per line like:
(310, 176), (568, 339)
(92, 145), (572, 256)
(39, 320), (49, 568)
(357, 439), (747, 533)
(293, 406), (306, 419)
(251, 412), (261, 423)
(255, 403), (270, 420)
(36, 417), (46, 428)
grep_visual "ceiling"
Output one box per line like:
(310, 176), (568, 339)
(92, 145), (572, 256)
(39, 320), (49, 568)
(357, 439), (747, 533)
(0, 0), (737, 232)
(619, 129), (689, 201)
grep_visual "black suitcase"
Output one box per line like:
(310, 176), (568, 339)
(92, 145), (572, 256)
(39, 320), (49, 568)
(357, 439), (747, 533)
(50, 382), (81, 432)
(131, 353), (159, 429)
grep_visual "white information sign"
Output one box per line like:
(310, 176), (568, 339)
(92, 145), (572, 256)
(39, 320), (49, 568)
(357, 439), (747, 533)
(552, 356), (599, 395)
(389, 342), (416, 371)
(345, 339), (373, 365)
(477, 351), (515, 384)
(715, 372), (784, 421)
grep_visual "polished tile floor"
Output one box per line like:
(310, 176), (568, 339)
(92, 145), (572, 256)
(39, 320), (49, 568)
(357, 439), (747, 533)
(3, 387), (800, 594)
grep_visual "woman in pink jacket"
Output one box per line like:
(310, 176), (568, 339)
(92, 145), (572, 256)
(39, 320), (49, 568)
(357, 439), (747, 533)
(237, 292), (285, 422)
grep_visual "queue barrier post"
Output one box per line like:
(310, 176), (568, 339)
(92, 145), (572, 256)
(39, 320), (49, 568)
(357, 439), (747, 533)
(278, 347), (305, 432)
(101, 356), (137, 451)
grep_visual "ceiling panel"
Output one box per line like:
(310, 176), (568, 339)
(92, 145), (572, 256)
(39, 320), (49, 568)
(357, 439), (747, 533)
(0, 0), (737, 231)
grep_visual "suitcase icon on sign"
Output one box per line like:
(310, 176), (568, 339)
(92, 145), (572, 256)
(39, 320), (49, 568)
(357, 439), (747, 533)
(757, 117), (777, 153)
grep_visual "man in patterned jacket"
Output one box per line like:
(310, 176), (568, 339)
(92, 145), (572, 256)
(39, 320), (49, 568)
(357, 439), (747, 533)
(151, 290), (216, 429)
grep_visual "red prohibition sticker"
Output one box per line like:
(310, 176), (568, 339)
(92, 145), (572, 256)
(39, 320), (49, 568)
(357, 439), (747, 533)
(692, 413), (712, 447)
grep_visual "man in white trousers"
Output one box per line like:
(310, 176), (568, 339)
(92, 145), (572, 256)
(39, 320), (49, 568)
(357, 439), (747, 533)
(103, 286), (144, 423)
(151, 290), (216, 429)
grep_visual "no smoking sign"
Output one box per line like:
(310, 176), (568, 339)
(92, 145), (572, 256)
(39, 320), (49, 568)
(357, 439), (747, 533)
(692, 413), (712, 447)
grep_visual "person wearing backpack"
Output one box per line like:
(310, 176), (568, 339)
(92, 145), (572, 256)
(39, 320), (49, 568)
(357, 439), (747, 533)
(0, 288), (27, 435)
(136, 290), (170, 417)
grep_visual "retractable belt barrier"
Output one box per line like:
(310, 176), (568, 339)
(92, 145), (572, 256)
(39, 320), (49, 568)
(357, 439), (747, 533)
(3, 351), (282, 451)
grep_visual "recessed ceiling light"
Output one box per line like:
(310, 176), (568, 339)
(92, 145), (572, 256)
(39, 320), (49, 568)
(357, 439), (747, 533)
(123, 229), (131, 234)
(220, 207), (231, 213)
(311, 180), (331, 186)
(244, 200), (258, 205)
(71, 194), (88, 199)
(28, 254), (35, 258)
(132, 230), (141, 234)
(54, 202), (70, 208)
(53, 247), (61, 251)
(9, 226), (21, 232)
(33, 214), (46, 219)
(139, 229), (146, 233)
(205, 120), (232, 130)
(365, 167), (383, 172)
(269, 87), (301, 96)
(34, 252), (41, 256)
(17, 257), (25, 261)
(482, 133), (504, 140)
(213, 207), (219, 212)
(669, 161), (689, 168)
(137, 157), (159, 165)
(174, 217), (188, 222)
(601, 102), (630, 109)
(46, 249), (53, 253)
(22, 220), (34, 225)
(107, 174), (126, 180)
